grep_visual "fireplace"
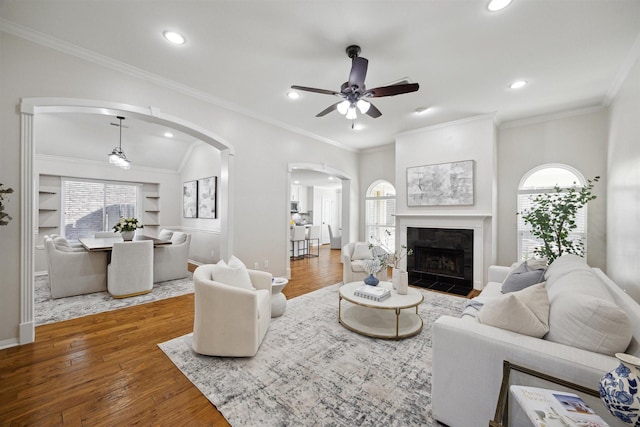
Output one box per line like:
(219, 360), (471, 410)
(407, 227), (473, 296)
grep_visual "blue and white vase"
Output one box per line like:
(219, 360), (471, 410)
(599, 353), (640, 426)
(364, 273), (379, 286)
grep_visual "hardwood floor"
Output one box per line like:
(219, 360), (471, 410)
(0, 245), (344, 426)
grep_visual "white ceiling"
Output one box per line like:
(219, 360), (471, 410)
(35, 113), (199, 171)
(2, 0), (639, 153)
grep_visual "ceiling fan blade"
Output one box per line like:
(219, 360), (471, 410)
(348, 57), (368, 89)
(367, 83), (419, 98)
(365, 103), (382, 118)
(291, 85), (340, 96)
(316, 102), (340, 117)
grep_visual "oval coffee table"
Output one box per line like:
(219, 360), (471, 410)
(338, 281), (424, 339)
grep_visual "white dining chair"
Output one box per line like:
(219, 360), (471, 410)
(290, 226), (307, 259)
(306, 225), (321, 257)
(107, 240), (154, 298)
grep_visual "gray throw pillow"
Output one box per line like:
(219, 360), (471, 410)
(502, 261), (545, 293)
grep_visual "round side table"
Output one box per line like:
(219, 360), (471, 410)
(271, 277), (289, 317)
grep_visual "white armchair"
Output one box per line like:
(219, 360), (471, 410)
(342, 242), (389, 283)
(192, 264), (272, 357)
(44, 236), (107, 298)
(153, 231), (191, 283)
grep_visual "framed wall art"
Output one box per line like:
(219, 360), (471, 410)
(407, 160), (474, 206)
(197, 176), (217, 219)
(183, 180), (198, 218)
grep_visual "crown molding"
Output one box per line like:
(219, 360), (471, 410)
(604, 30), (640, 106)
(395, 112), (497, 138)
(499, 105), (605, 129)
(0, 18), (353, 152)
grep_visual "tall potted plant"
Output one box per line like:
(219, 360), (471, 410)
(519, 176), (599, 263)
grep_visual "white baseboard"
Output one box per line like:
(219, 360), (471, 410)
(0, 337), (19, 350)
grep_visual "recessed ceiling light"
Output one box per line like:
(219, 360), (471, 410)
(163, 31), (186, 45)
(164, 131), (174, 138)
(415, 107), (431, 115)
(352, 123), (364, 131)
(487, 0), (512, 11)
(293, 180), (300, 184)
(287, 91), (300, 100)
(509, 80), (527, 89)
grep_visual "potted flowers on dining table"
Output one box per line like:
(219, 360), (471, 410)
(113, 216), (144, 241)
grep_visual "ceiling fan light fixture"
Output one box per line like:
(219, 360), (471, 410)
(337, 100), (350, 115)
(356, 99), (370, 114)
(345, 106), (357, 120)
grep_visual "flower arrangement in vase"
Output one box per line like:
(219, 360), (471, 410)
(113, 217), (143, 241)
(369, 229), (413, 292)
(362, 256), (384, 286)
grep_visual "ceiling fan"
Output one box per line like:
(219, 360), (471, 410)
(291, 45), (419, 121)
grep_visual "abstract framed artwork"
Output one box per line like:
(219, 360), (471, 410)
(198, 176), (217, 219)
(407, 160), (474, 206)
(183, 180), (198, 218)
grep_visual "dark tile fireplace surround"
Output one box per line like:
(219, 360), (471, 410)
(406, 227), (474, 296)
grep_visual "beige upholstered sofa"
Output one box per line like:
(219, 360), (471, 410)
(153, 230), (191, 283)
(44, 236), (107, 298)
(432, 254), (640, 427)
(341, 242), (389, 283)
(192, 262), (272, 357)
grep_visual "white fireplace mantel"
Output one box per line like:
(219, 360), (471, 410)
(395, 213), (493, 290)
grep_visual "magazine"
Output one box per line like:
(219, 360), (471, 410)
(510, 385), (610, 427)
(354, 285), (390, 302)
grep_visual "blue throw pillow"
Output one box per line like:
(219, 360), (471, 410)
(502, 261), (546, 293)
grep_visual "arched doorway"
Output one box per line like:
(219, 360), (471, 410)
(18, 97), (234, 344)
(286, 162), (351, 278)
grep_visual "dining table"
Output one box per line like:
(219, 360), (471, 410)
(79, 235), (172, 252)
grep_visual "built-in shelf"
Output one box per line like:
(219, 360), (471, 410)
(143, 184), (160, 228)
(38, 176), (61, 231)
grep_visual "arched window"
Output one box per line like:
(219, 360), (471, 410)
(517, 164), (587, 260)
(366, 180), (396, 249)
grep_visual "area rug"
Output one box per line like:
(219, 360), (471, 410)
(158, 284), (466, 426)
(35, 273), (194, 326)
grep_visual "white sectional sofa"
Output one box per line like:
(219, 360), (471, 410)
(432, 254), (640, 427)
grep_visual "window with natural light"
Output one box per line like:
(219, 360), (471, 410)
(62, 178), (141, 240)
(366, 180), (396, 250)
(517, 165), (587, 260)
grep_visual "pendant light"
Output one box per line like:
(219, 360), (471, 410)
(108, 116), (131, 170)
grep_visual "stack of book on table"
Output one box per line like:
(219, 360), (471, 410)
(354, 285), (391, 302)
(510, 385), (610, 427)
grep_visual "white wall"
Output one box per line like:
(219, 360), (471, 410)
(0, 32), (359, 345)
(497, 109), (608, 269)
(395, 114), (497, 217)
(178, 141), (222, 264)
(607, 54), (640, 301)
(358, 144), (395, 240)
